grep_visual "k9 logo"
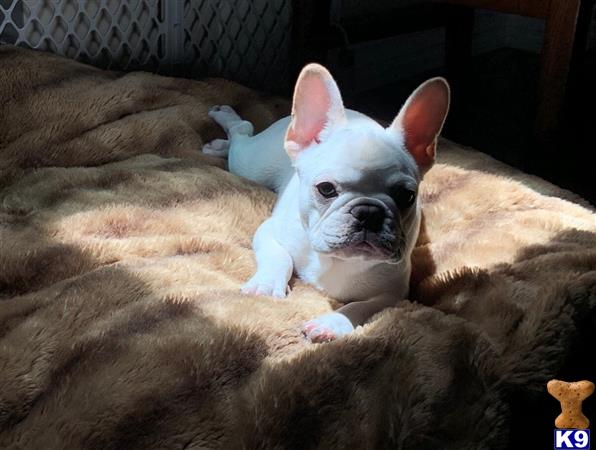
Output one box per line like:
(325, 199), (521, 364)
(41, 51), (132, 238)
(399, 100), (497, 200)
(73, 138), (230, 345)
(555, 429), (590, 449)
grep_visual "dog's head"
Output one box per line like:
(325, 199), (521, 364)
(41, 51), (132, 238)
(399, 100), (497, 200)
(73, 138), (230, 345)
(284, 64), (449, 263)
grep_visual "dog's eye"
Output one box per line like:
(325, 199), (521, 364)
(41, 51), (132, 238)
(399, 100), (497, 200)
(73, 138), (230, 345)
(394, 187), (416, 209)
(316, 182), (338, 198)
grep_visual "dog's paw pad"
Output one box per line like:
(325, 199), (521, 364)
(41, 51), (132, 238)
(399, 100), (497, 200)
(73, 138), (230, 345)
(209, 105), (235, 114)
(209, 105), (232, 113)
(302, 313), (354, 343)
(208, 105), (239, 121)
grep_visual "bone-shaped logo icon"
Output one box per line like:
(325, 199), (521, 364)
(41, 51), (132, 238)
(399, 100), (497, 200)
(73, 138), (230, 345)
(548, 379), (594, 429)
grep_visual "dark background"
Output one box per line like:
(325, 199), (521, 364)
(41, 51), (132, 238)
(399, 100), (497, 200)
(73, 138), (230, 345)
(349, 48), (595, 204)
(291, 1), (596, 205)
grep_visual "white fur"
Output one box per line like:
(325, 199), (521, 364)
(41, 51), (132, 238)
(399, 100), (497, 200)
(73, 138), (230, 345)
(224, 110), (415, 302)
(203, 64), (449, 343)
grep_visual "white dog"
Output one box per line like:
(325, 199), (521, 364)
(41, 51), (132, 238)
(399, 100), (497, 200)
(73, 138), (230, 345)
(203, 64), (449, 342)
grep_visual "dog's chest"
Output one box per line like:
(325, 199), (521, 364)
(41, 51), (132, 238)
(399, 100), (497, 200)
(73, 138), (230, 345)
(296, 254), (408, 302)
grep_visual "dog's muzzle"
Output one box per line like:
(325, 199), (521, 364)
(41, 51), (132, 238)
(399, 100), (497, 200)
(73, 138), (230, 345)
(335, 201), (400, 260)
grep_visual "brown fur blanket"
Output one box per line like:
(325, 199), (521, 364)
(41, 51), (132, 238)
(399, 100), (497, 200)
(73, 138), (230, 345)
(1, 46), (595, 449)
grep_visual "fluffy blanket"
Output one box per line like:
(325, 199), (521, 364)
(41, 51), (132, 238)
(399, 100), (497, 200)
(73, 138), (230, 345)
(0, 46), (595, 449)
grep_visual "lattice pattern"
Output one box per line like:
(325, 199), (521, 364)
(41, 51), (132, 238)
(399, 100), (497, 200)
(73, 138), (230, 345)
(0, 0), (166, 71)
(0, 0), (293, 90)
(183, 0), (291, 89)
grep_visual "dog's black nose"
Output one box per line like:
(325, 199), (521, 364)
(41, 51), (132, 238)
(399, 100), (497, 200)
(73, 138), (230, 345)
(350, 204), (385, 232)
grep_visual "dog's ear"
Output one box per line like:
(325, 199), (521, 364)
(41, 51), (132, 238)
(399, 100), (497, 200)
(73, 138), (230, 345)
(389, 78), (450, 174)
(285, 63), (347, 160)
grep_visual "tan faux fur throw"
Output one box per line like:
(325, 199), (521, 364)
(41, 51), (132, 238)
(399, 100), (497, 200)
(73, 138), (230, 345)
(0, 46), (595, 449)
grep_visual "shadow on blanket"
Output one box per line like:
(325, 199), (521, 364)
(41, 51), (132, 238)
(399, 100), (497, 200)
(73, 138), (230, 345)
(0, 46), (595, 449)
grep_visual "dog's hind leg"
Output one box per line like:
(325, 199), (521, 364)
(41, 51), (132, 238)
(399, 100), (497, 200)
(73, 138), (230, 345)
(209, 105), (254, 138)
(205, 105), (291, 189)
(202, 138), (230, 157)
(202, 105), (254, 158)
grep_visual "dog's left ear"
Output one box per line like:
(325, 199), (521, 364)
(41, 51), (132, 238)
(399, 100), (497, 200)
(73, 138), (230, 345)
(389, 78), (450, 174)
(285, 63), (347, 160)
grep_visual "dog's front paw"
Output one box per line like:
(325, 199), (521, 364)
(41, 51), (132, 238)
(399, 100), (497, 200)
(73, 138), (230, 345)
(241, 274), (289, 299)
(302, 313), (355, 343)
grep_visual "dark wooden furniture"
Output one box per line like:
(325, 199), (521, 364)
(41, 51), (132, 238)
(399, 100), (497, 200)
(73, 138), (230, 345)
(445, 0), (594, 161)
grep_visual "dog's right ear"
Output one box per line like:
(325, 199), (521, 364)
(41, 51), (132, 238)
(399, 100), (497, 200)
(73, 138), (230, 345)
(285, 64), (347, 160)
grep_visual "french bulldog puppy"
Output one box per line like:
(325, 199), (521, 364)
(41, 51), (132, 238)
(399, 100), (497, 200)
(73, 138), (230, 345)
(203, 64), (449, 343)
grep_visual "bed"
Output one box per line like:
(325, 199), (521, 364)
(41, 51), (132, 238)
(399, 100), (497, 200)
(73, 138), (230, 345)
(0, 45), (594, 449)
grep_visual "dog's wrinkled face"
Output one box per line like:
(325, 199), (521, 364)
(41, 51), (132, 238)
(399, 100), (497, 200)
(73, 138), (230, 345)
(284, 64), (450, 263)
(295, 124), (420, 263)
